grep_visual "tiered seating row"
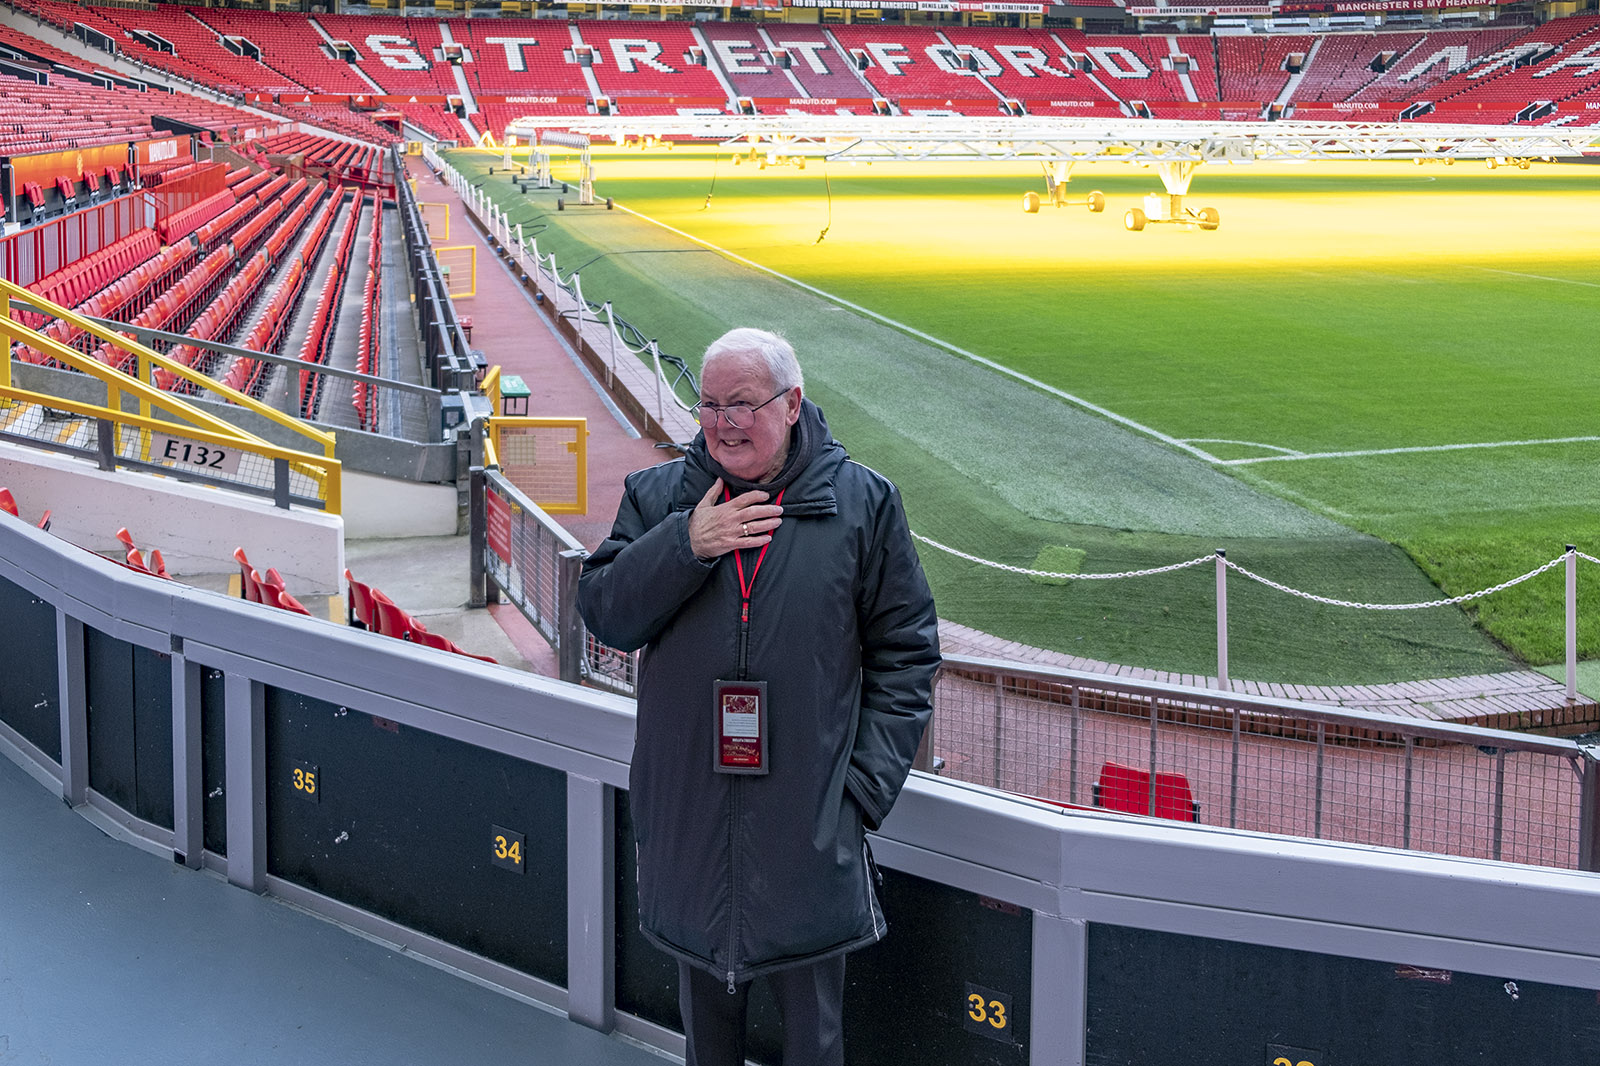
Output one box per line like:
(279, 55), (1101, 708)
(17, 240), (198, 367)
(155, 189), (236, 245)
(299, 192), (363, 420)
(353, 194), (382, 433)
(91, 245), (236, 374)
(346, 569), (497, 663)
(24, 229), (160, 327)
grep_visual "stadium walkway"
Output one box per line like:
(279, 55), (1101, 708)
(0, 741), (666, 1066)
(406, 156), (1596, 733)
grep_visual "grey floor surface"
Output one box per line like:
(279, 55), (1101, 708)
(0, 752), (667, 1066)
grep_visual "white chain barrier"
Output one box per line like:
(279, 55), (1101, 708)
(910, 533), (1213, 581)
(1220, 554), (1567, 611)
(914, 533), (1591, 612)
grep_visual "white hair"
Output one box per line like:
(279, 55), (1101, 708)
(702, 328), (804, 394)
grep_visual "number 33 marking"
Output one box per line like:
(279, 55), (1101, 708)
(966, 993), (1007, 1030)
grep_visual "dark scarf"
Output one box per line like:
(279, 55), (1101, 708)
(704, 398), (829, 497)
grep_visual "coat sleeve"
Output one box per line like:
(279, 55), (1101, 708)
(844, 484), (941, 831)
(577, 471), (716, 653)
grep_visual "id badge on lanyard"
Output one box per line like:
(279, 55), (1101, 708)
(714, 679), (768, 774)
(712, 487), (784, 776)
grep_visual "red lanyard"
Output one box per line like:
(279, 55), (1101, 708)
(725, 487), (785, 624)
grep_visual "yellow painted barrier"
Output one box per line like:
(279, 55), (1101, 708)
(435, 245), (477, 298)
(0, 281), (341, 513)
(490, 417), (587, 515)
(417, 201), (449, 239)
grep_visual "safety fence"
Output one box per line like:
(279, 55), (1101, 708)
(1, 287), (342, 513)
(471, 459), (635, 697)
(934, 654), (1599, 872)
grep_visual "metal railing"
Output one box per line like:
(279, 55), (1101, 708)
(395, 153), (479, 395)
(423, 146), (700, 443)
(934, 654), (1599, 872)
(1, 289), (341, 512)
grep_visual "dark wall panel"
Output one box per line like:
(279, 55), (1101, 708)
(0, 575), (60, 762)
(1087, 924), (1600, 1066)
(201, 665), (226, 857)
(265, 687), (567, 986)
(84, 628), (173, 830)
(616, 792), (1033, 1066)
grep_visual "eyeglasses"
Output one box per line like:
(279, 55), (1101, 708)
(691, 389), (788, 430)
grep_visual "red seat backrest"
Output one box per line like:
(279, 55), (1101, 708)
(1094, 761), (1198, 822)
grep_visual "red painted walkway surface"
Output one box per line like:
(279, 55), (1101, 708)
(411, 156), (1596, 734)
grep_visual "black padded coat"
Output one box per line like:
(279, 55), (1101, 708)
(577, 402), (940, 985)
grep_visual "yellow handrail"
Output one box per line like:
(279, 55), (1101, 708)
(0, 301), (342, 513)
(0, 278), (335, 459)
(0, 381), (342, 513)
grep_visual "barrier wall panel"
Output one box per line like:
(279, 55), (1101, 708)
(85, 627), (175, 830)
(1086, 924), (1600, 1064)
(265, 687), (569, 987)
(202, 664), (227, 857)
(0, 575), (61, 763)
(616, 792), (1034, 1065)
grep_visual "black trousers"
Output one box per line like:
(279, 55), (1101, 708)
(678, 955), (847, 1066)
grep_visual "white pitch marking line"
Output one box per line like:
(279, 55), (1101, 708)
(1182, 438), (1304, 456)
(612, 202), (1223, 464)
(1220, 436), (1600, 466)
(1473, 267), (1600, 288)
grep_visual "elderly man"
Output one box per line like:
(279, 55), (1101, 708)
(578, 327), (940, 1066)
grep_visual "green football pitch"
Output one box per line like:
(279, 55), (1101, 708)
(446, 148), (1600, 684)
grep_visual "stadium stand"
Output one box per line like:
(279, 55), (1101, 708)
(576, 20), (728, 113)
(1353, 26), (1522, 101)
(753, 24), (878, 104)
(829, 25), (1003, 110)
(56, 1), (301, 94)
(311, 13), (458, 95)
(697, 22), (805, 103)
(941, 26), (1092, 105)
(187, 7), (372, 96)
(451, 16), (591, 99)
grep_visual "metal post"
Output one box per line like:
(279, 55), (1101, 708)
(1402, 736), (1414, 851)
(1068, 684), (1081, 805)
(273, 457), (290, 509)
(469, 466), (487, 610)
(1147, 695), (1159, 817)
(1492, 749), (1506, 862)
(566, 774), (616, 1032)
(651, 340), (665, 420)
(557, 549), (585, 685)
(1566, 545), (1577, 703)
(604, 301), (617, 387)
(1580, 743), (1600, 872)
(1228, 707), (1240, 829)
(1313, 722), (1325, 839)
(1215, 550), (1229, 691)
(224, 671), (266, 893)
(96, 418), (116, 471)
(56, 611), (87, 807)
(171, 649), (203, 868)
(991, 674), (1004, 790)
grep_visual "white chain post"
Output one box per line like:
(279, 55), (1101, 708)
(651, 340), (665, 420)
(1568, 545), (1578, 703)
(604, 301), (618, 388)
(1216, 549), (1230, 692)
